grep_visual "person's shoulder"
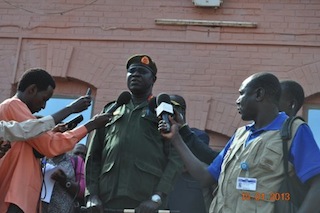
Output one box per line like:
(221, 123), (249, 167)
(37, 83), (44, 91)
(0, 97), (25, 112)
(1, 97), (20, 105)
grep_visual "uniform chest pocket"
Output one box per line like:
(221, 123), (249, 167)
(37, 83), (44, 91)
(141, 111), (158, 124)
(258, 144), (282, 171)
(103, 115), (125, 147)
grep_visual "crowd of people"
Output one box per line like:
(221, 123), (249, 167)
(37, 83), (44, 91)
(0, 54), (319, 213)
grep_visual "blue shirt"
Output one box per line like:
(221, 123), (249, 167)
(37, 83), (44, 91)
(208, 112), (320, 183)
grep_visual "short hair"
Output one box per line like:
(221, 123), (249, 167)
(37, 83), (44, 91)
(280, 80), (305, 111)
(17, 68), (56, 92)
(248, 72), (281, 103)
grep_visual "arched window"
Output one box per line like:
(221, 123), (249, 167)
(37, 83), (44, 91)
(35, 97), (93, 144)
(303, 93), (320, 149)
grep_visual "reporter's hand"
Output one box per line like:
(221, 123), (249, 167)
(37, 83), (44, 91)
(52, 123), (69, 133)
(136, 200), (160, 213)
(86, 195), (103, 213)
(67, 96), (92, 113)
(158, 116), (181, 141)
(158, 116), (183, 144)
(84, 113), (113, 132)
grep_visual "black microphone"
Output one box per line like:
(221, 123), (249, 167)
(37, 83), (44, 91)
(156, 93), (173, 133)
(66, 114), (84, 129)
(106, 91), (131, 114)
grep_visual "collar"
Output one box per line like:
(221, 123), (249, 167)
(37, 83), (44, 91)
(245, 112), (288, 133)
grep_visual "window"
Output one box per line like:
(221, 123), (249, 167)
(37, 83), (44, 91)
(306, 107), (320, 149)
(35, 97), (93, 144)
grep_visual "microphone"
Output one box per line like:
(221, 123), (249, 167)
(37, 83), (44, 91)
(66, 114), (84, 129)
(156, 93), (173, 133)
(106, 91), (131, 114)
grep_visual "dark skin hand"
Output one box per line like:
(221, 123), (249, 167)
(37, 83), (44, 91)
(136, 199), (161, 213)
(0, 141), (11, 158)
(51, 168), (80, 197)
(85, 195), (161, 213)
(51, 95), (92, 124)
(52, 112), (113, 134)
(85, 195), (103, 213)
(51, 168), (67, 183)
(159, 115), (216, 188)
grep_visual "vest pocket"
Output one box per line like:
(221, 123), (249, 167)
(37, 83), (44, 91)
(258, 144), (282, 172)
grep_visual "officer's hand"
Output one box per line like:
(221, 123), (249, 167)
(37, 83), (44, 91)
(86, 195), (103, 213)
(136, 200), (160, 213)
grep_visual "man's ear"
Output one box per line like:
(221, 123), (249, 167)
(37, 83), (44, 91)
(291, 100), (297, 110)
(26, 84), (38, 95)
(255, 87), (265, 102)
(153, 75), (157, 82)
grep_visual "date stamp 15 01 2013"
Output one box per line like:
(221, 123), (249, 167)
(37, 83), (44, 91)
(241, 192), (291, 201)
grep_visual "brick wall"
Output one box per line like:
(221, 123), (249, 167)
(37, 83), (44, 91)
(0, 0), (319, 148)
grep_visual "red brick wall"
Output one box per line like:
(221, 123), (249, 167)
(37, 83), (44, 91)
(0, 0), (319, 148)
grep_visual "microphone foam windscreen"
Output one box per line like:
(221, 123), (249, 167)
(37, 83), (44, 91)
(156, 93), (171, 106)
(117, 91), (131, 105)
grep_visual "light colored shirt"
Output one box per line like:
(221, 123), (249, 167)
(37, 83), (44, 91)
(0, 115), (55, 142)
(0, 97), (88, 213)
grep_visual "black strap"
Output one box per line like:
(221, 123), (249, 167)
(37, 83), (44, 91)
(280, 116), (304, 176)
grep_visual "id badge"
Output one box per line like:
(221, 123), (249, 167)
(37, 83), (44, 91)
(236, 177), (257, 191)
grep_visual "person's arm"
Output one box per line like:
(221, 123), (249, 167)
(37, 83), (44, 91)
(30, 113), (112, 158)
(0, 95), (91, 142)
(159, 117), (216, 187)
(0, 95), (91, 150)
(50, 95), (92, 124)
(173, 109), (219, 164)
(0, 116), (55, 142)
(179, 125), (219, 164)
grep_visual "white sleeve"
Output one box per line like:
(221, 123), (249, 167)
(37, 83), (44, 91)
(0, 116), (55, 142)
